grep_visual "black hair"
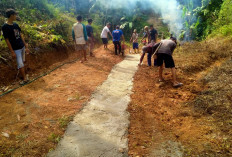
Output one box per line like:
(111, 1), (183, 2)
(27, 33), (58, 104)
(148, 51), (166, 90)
(5, 9), (17, 18)
(170, 37), (177, 41)
(116, 25), (120, 29)
(150, 24), (153, 28)
(76, 15), (82, 21)
(88, 19), (93, 23)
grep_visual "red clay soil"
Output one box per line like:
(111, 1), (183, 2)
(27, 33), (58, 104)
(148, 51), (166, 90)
(128, 43), (231, 156)
(0, 44), (123, 157)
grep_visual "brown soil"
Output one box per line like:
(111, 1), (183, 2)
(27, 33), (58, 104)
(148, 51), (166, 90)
(0, 44), (123, 157)
(128, 40), (232, 157)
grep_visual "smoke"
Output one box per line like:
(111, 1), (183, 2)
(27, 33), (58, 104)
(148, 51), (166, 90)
(96, 0), (183, 37)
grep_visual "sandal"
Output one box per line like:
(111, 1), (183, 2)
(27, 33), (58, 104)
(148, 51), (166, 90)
(19, 80), (29, 85)
(158, 79), (165, 82)
(173, 82), (183, 88)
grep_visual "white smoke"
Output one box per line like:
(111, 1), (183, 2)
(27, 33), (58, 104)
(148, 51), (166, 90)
(96, 0), (183, 37)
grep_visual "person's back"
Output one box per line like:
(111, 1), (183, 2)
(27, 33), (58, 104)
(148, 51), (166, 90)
(158, 39), (176, 56)
(73, 23), (86, 44)
(112, 29), (123, 41)
(86, 25), (93, 38)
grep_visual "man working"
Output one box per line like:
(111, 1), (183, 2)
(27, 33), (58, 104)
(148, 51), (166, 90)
(112, 25), (125, 55)
(100, 23), (113, 49)
(156, 37), (183, 88)
(86, 19), (94, 56)
(2, 9), (30, 85)
(72, 15), (88, 63)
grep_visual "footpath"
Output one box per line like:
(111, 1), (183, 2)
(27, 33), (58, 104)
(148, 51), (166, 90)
(48, 54), (140, 157)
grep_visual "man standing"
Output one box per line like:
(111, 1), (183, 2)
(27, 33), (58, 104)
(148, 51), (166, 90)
(149, 25), (158, 43)
(156, 37), (183, 88)
(112, 25), (125, 55)
(130, 29), (139, 54)
(101, 23), (113, 49)
(72, 15), (88, 63)
(2, 9), (30, 85)
(147, 25), (158, 66)
(86, 19), (94, 56)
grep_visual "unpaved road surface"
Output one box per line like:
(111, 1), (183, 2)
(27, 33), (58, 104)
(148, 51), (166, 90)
(0, 45), (124, 157)
(48, 54), (140, 157)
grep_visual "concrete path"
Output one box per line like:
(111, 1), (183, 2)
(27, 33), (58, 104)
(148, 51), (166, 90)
(48, 54), (140, 157)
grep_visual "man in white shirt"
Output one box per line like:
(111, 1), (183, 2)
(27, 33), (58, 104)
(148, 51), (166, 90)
(101, 23), (113, 49)
(72, 15), (88, 63)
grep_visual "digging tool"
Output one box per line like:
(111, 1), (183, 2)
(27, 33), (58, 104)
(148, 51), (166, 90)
(152, 42), (162, 59)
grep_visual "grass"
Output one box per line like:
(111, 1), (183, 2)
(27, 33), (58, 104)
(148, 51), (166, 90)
(47, 133), (61, 143)
(58, 115), (72, 129)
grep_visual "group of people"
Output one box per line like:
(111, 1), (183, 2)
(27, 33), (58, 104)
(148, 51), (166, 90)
(2, 9), (182, 87)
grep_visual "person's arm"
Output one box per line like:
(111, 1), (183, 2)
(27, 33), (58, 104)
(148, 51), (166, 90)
(72, 27), (75, 41)
(109, 31), (113, 39)
(20, 33), (29, 54)
(82, 24), (88, 42)
(5, 38), (16, 58)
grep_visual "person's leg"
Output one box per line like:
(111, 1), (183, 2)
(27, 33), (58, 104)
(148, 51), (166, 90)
(139, 52), (145, 65)
(159, 65), (164, 81)
(147, 53), (152, 66)
(118, 41), (121, 54)
(113, 41), (117, 55)
(171, 68), (178, 84)
(15, 48), (26, 81)
(19, 67), (26, 81)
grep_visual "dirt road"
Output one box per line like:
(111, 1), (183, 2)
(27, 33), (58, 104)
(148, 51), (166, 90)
(0, 45), (123, 156)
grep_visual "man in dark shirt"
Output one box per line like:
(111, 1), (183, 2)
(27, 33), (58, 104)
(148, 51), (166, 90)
(147, 25), (158, 66)
(86, 19), (94, 56)
(156, 37), (183, 87)
(149, 25), (158, 42)
(2, 9), (30, 85)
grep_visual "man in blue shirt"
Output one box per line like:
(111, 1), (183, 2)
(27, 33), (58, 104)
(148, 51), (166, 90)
(112, 25), (125, 55)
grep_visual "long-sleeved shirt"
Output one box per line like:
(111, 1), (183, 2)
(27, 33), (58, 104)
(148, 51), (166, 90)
(72, 22), (87, 44)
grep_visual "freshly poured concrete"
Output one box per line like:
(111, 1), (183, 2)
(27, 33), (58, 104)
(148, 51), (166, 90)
(48, 54), (140, 157)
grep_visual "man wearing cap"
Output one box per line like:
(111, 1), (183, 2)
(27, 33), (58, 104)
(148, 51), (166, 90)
(2, 9), (30, 85)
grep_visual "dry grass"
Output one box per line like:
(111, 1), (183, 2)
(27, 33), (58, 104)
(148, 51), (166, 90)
(175, 37), (232, 74)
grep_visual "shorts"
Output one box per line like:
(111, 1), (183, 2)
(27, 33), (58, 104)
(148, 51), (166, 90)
(157, 53), (175, 68)
(15, 47), (25, 69)
(101, 38), (108, 44)
(133, 43), (138, 49)
(75, 44), (87, 51)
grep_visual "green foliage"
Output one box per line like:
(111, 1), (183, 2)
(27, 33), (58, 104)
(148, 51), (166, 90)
(211, 0), (232, 37)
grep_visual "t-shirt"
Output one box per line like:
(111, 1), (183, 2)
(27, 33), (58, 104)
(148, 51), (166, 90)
(2, 23), (24, 50)
(86, 25), (93, 37)
(131, 33), (138, 43)
(157, 39), (176, 56)
(150, 28), (158, 41)
(101, 26), (110, 38)
(112, 29), (123, 42)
